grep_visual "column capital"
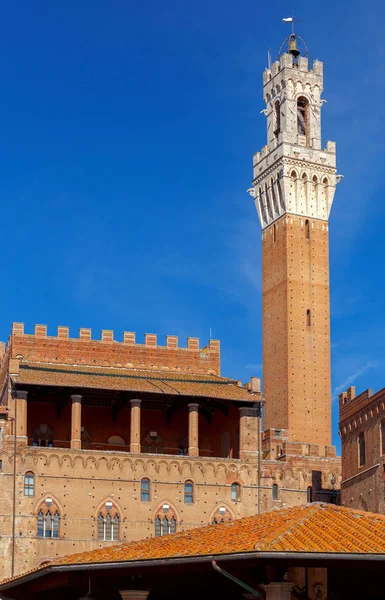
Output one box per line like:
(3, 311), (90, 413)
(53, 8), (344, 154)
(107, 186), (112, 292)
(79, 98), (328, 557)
(239, 406), (260, 417)
(120, 592), (149, 600)
(15, 390), (28, 400)
(188, 402), (199, 411)
(70, 394), (82, 403)
(130, 398), (141, 407)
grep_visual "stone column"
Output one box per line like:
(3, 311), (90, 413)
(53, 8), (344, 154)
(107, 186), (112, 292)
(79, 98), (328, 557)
(264, 582), (293, 600)
(188, 403), (199, 457)
(15, 391), (28, 445)
(70, 394), (82, 450)
(130, 399), (141, 453)
(120, 592), (149, 600)
(239, 407), (260, 460)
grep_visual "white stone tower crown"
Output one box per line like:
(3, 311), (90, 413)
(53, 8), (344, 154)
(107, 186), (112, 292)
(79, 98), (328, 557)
(252, 41), (338, 229)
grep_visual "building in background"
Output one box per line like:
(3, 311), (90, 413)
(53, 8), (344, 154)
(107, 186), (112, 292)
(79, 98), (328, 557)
(339, 385), (385, 513)
(0, 32), (341, 580)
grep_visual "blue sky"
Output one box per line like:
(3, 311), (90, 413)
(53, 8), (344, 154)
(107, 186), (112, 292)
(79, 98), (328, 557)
(1, 0), (385, 449)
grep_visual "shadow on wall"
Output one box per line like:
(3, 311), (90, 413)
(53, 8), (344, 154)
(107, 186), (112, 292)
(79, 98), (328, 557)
(311, 471), (340, 505)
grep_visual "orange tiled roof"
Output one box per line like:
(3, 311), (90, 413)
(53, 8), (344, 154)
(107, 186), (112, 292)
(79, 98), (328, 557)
(2, 504), (385, 588)
(52, 503), (385, 565)
(16, 362), (256, 402)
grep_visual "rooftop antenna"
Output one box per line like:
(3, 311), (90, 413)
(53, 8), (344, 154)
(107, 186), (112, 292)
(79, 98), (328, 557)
(267, 47), (271, 70)
(209, 327), (212, 340)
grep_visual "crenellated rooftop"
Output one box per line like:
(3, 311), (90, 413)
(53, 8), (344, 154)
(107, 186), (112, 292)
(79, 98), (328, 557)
(1, 323), (221, 378)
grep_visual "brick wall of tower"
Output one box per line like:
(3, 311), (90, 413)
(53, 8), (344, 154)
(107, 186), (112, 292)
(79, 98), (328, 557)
(262, 214), (332, 448)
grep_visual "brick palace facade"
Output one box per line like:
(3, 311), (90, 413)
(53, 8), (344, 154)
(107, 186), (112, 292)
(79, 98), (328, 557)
(0, 33), (342, 579)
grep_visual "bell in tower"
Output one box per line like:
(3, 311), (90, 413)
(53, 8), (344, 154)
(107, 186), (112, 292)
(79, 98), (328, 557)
(288, 34), (300, 58)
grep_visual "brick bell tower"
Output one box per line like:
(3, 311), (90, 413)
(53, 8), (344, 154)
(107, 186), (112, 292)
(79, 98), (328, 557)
(251, 34), (340, 450)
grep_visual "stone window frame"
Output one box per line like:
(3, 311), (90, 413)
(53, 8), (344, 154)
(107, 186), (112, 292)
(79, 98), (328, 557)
(36, 499), (61, 539)
(24, 471), (35, 497)
(231, 482), (241, 502)
(184, 480), (194, 504)
(140, 478), (151, 502)
(153, 504), (178, 538)
(97, 502), (121, 542)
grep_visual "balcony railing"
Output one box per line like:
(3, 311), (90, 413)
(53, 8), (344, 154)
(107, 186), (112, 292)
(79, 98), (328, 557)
(27, 439), (216, 457)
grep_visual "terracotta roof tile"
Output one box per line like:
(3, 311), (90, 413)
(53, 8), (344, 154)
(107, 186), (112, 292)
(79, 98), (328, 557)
(2, 504), (385, 589)
(51, 503), (385, 563)
(16, 362), (256, 402)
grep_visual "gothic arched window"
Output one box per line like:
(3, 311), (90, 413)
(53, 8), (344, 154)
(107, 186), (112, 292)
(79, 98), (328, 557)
(141, 478), (150, 502)
(358, 432), (365, 467)
(297, 96), (309, 138)
(24, 472), (35, 496)
(32, 424), (54, 447)
(231, 483), (241, 502)
(306, 309), (311, 327)
(97, 502), (120, 541)
(170, 517), (177, 534)
(162, 517), (169, 536)
(154, 507), (178, 537)
(143, 432), (163, 454)
(37, 510), (60, 538)
(272, 483), (279, 501)
(154, 516), (162, 537)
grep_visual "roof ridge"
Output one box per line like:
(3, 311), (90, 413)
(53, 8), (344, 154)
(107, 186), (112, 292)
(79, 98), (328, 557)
(255, 504), (319, 550)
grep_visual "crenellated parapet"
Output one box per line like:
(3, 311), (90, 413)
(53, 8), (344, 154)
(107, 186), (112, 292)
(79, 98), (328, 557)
(3, 323), (220, 375)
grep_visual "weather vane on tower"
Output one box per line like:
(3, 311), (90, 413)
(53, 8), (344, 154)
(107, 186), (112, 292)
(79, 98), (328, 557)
(279, 11), (308, 60)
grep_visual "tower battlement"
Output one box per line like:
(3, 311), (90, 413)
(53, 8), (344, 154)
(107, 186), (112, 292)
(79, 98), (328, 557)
(1, 323), (220, 375)
(263, 55), (323, 87)
(250, 49), (338, 229)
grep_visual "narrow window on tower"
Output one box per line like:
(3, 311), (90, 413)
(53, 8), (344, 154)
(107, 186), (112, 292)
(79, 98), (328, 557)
(312, 175), (318, 205)
(306, 309), (311, 326)
(273, 223), (276, 243)
(274, 100), (281, 138)
(358, 432), (365, 467)
(322, 177), (329, 205)
(302, 173), (308, 204)
(272, 484), (279, 501)
(305, 219), (310, 240)
(381, 420), (385, 456)
(297, 96), (309, 139)
(290, 171), (297, 202)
